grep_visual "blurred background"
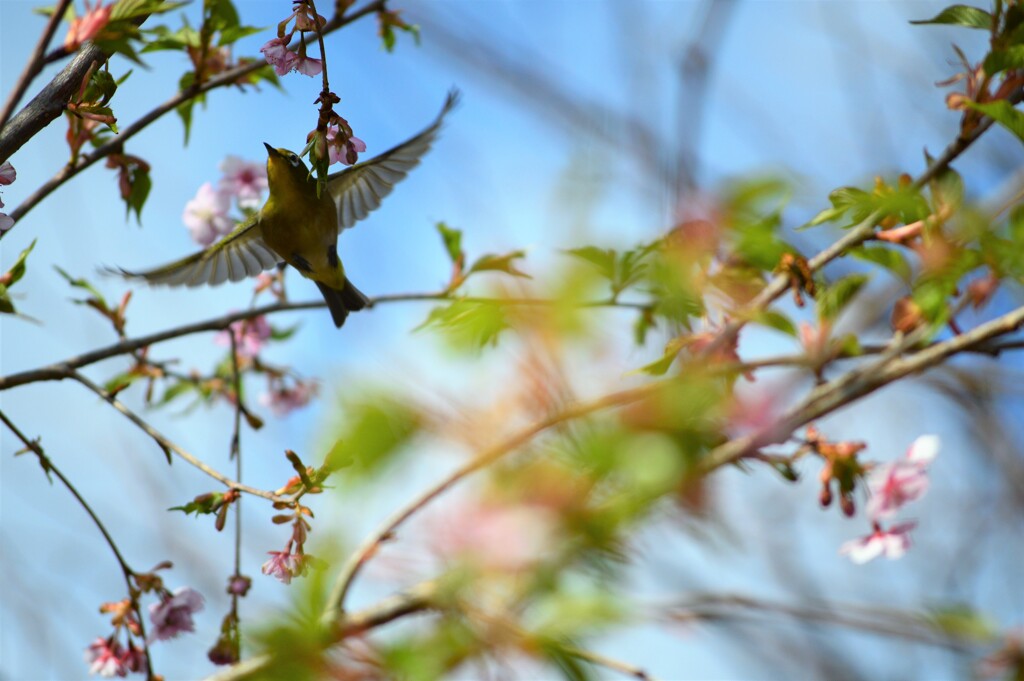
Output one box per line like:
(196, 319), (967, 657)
(1, 1), (1022, 679)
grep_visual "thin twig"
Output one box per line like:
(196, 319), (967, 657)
(0, 292), (645, 391)
(68, 371), (289, 502)
(0, 408), (157, 679)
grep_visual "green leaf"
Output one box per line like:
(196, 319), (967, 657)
(750, 309), (798, 337)
(467, 250), (530, 278)
(269, 323), (299, 341)
(435, 221), (463, 265)
(0, 284), (14, 314)
(54, 266), (107, 309)
(155, 380), (196, 407)
(911, 5), (992, 29)
(816, 273), (869, 321)
(217, 25), (263, 46)
(169, 491), (228, 516)
(851, 245), (912, 283)
(964, 99), (1024, 143)
(565, 246), (616, 281)
(6, 239), (37, 286)
(415, 300), (509, 349)
(335, 398), (420, 479)
(104, 371), (139, 394)
(125, 164), (152, 224)
(983, 45), (1024, 75)
(176, 71), (199, 144)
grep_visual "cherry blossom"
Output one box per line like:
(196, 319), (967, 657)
(326, 123), (366, 166)
(430, 500), (559, 572)
(261, 549), (312, 584)
(839, 522), (916, 564)
(865, 435), (939, 521)
(148, 587), (204, 641)
(260, 379), (316, 416)
(216, 315), (272, 358)
(65, 1), (112, 51)
(0, 161), (15, 185)
(84, 637), (128, 677)
(259, 37), (322, 77)
(0, 161), (15, 231)
(182, 182), (234, 246)
(218, 156), (267, 210)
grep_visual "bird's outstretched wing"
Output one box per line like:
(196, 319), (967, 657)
(328, 89), (459, 231)
(114, 215), (280, 287)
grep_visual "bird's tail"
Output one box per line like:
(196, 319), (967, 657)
(316, 279), (369, 328)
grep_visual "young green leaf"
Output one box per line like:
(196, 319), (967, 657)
(816, 274), (869, 321)
(910, 5), (992, 29)
(964, 100), (1024, 143)
(467, 251), (530, 278)
(435, 222), (464, 265)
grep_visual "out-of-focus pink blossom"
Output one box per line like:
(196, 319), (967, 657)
(65, 1), (112, 51)
(183, 182), (234, 246)
(431, 500), (559, 572)
(839, 522), (916, 564)
(148, 587), (204, 641)
(326, 124), (366, 166)
(121, 643), (146, 673)
(0, 161), (15, 185)
(0, 214), (13, 232)
(259, 380), (317, 416)
(84, 637), (127, 677)
(216, 315), (272, 358)
(865, 435), (939, 521)
(218, 156), (267, 210)
(261, 549), (312, 584)
(259, 37), (322, 77)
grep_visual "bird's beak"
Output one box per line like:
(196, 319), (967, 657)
(263, 142), (275, 155)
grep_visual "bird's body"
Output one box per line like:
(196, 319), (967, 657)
(116, 91), (459, 327)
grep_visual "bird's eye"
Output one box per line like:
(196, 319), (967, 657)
(289, 153), (300, 166)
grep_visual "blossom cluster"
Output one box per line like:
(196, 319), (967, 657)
(839, 435), (939, 564)
(183, 156), (267, 246)
(85, 586), (204, 677)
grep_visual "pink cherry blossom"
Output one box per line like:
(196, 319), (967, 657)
(293, 55), (323, 76)
(183, 182), (234, 246)
(218, 156), (267, 210)
(216, 315), (272, 358)
(0, 161), (15, 185)
(865, 435), (939, 521)
(261, 549), (313, 584)
(259, 380), (317, 416)
(64, 1), (112, 51)
(839, 521), (916, 564)
(0, 214), (13, 232)
(259, 37), (297, 75)
(430, 500), (559, 572)
(84, 637), (127, 677)
(261, 550), (293, 583)
(326, 124), (366, 166)
(260, 37), (322, 77)
(148, 587), (204, 641)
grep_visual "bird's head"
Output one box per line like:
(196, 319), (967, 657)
(263, 142), (311, 194)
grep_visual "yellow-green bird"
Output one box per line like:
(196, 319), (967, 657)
(117, 90), (458, 327)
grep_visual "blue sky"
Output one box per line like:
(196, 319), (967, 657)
(1, 1), (1021, 679)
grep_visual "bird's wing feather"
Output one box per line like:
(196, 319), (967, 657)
(328, 89), (459, 231)
(115, 216), (280, 288)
